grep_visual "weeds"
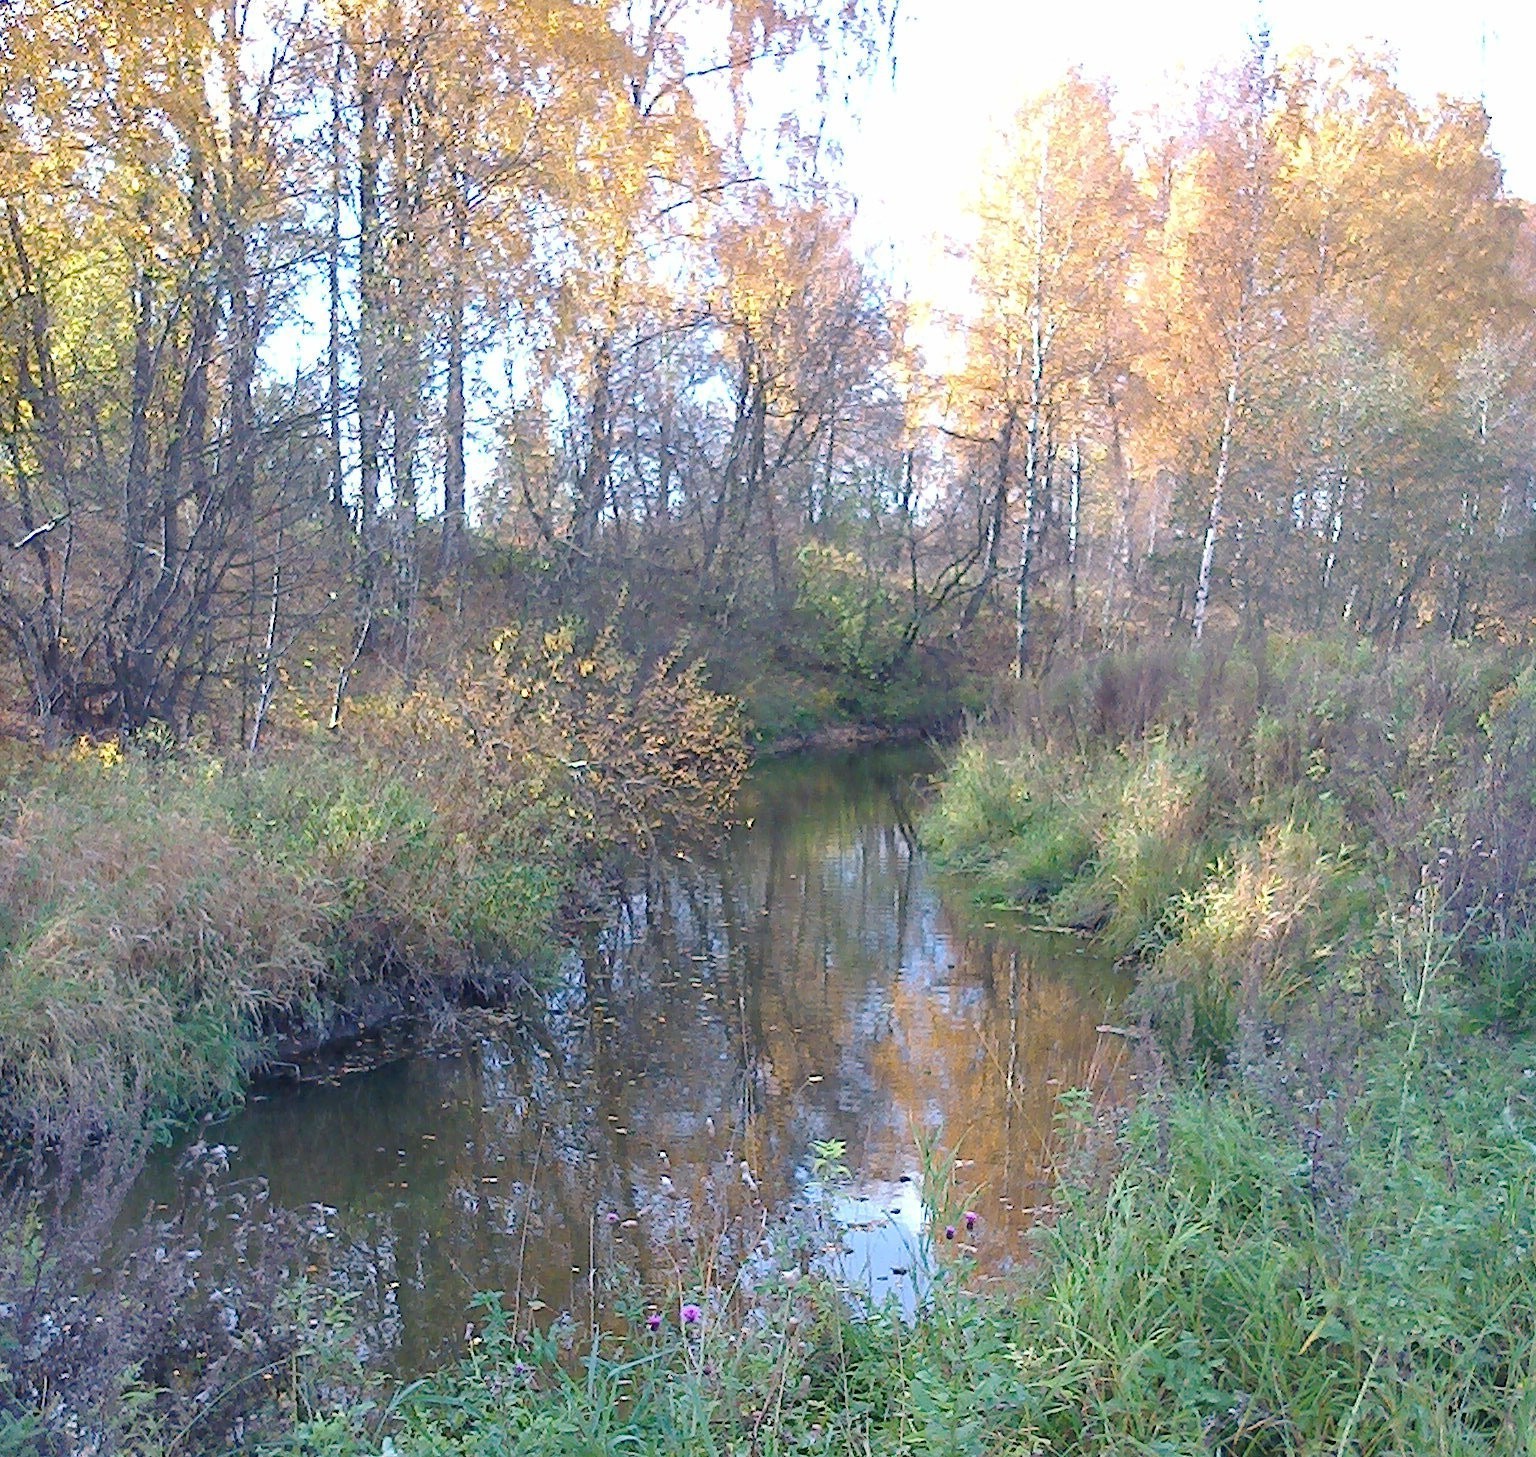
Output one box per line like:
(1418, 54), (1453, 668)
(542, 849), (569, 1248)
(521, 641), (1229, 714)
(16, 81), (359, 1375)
(926, 639), (1535, 1069)
(0, 1096), (348, 1456)
(0, 743), (560, 1137)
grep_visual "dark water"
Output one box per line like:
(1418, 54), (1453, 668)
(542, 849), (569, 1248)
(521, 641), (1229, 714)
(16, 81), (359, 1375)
(155, 745), (1128, 1371)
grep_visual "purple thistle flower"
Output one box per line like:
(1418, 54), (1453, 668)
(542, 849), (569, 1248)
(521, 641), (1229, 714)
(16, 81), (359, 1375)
(646, 1312), (662, 1332)
(605, 1211), (620, 1224)
(964, 1210), (978, 1232)
(681, 1302), (702, 1325)
(944, 1224), (956, 1241)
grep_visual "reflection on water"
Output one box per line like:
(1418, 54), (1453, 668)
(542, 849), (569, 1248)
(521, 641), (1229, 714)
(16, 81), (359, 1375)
(154, 745), (1129, 1372)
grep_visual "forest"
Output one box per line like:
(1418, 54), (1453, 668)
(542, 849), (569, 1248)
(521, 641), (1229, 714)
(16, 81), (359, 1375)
(2, 0), (1536, 1451)
(1, 0), (1531, 742)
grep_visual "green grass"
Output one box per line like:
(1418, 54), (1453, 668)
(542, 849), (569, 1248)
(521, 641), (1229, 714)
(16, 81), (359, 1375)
(920, 740), (1099, 901)
(0, 739), (569, 1136)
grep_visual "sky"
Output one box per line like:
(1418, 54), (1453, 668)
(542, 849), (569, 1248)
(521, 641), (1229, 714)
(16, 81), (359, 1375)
(838, 0), (1536, 297)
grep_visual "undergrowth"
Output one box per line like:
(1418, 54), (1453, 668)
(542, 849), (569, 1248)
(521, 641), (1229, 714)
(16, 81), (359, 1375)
(257, 961), (1536, 1455)
(0, 626), (747, 1138)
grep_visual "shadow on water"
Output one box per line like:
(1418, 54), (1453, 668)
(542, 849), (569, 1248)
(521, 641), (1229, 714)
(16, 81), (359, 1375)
(145, 744), (1130, 1372)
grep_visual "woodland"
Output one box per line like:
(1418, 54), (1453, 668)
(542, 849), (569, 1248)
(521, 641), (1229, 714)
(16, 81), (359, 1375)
(3, 0), (1536, 1451)
(0, 2), (1531, 743)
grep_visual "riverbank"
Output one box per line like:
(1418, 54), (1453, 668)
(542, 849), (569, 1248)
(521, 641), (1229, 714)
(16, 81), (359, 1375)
(923, 638), (1535, 1062)
(907, 637), (1536, 1448)
(751, 714), (950, 758)
(0, 635), (747, 1141)
(0, 736), (560, 1139)
(0, 636), (751, 1454)
(275, 1025), (1536, 1453)
(276, 638), (1536, 1455)
(12, 639), (1536, 1454)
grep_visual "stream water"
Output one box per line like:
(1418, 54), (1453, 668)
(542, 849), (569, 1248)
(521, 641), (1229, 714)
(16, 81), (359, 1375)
(151, 745), (1128, 1373)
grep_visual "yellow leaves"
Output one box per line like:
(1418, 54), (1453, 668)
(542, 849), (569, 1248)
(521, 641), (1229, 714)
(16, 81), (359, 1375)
(444, 623), (745, 856)
(71, 736), (123, 771)
(953, 71), (1135, 447)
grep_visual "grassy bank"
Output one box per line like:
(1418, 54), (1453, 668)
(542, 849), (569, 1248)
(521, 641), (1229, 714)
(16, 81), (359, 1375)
(0, 630), (748, 1456)
(925, 638), (1536, 1067)
(0, 737), (562, 1137)
(0, 628), (746, 1139)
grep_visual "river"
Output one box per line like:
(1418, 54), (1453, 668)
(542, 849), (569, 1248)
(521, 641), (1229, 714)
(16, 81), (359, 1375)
(151, 744), (1128, 1373)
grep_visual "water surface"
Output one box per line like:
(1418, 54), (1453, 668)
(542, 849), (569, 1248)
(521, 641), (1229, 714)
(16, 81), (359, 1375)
(160, 745), (1127, 1370)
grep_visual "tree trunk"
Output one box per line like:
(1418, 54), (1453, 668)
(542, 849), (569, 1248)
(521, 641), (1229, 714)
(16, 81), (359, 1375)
(328, 40), (346, 520)
(355, 59), (383, 628)
(958, 407), (1015, 631)
(1193, 368), (1239, 642)
(442, 178), (468, 573)
(1066, 435), (1081, 629)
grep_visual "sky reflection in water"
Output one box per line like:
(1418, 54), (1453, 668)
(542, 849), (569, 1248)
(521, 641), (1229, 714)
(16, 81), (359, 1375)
(161, 745), (1129, 1371)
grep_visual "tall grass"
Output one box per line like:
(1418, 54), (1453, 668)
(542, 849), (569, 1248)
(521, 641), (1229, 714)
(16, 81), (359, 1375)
(926, 639), (1536, 1068)
(0, 737), (566, 1135)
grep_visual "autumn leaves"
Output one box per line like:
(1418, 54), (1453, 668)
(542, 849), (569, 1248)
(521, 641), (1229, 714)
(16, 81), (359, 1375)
(946, 47), (1530, 654)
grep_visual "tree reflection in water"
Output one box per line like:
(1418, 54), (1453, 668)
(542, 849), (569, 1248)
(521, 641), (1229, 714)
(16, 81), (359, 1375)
(150, 746), (1129, 1373)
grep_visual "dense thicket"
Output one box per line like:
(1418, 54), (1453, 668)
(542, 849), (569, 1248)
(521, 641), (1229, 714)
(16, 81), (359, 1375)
(1, 13), (1531, 744)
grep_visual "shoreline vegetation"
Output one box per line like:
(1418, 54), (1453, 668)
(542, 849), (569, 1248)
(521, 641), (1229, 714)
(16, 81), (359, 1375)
(0, 628), (752, 1142)
(5, 0), (1536, 1444)
(9, 635), (1531, 1456)
(0, 680), (947, 1146)
(270, 637), (1536, 1456)
(914, 639), (1536, 1451)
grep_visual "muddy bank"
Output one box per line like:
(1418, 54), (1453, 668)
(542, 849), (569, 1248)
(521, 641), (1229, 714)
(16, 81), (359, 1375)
(261, 963), (536, 1069)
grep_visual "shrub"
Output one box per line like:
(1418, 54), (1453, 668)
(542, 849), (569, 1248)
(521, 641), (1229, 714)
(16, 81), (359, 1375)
(448, 621), (749, 855)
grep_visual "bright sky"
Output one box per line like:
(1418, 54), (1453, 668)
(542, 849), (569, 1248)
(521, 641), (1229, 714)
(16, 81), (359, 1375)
(842, 0), (1536, 294)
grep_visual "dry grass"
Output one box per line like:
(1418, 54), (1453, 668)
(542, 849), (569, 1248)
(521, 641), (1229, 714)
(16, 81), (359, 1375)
(0, 739), (557, 1134)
